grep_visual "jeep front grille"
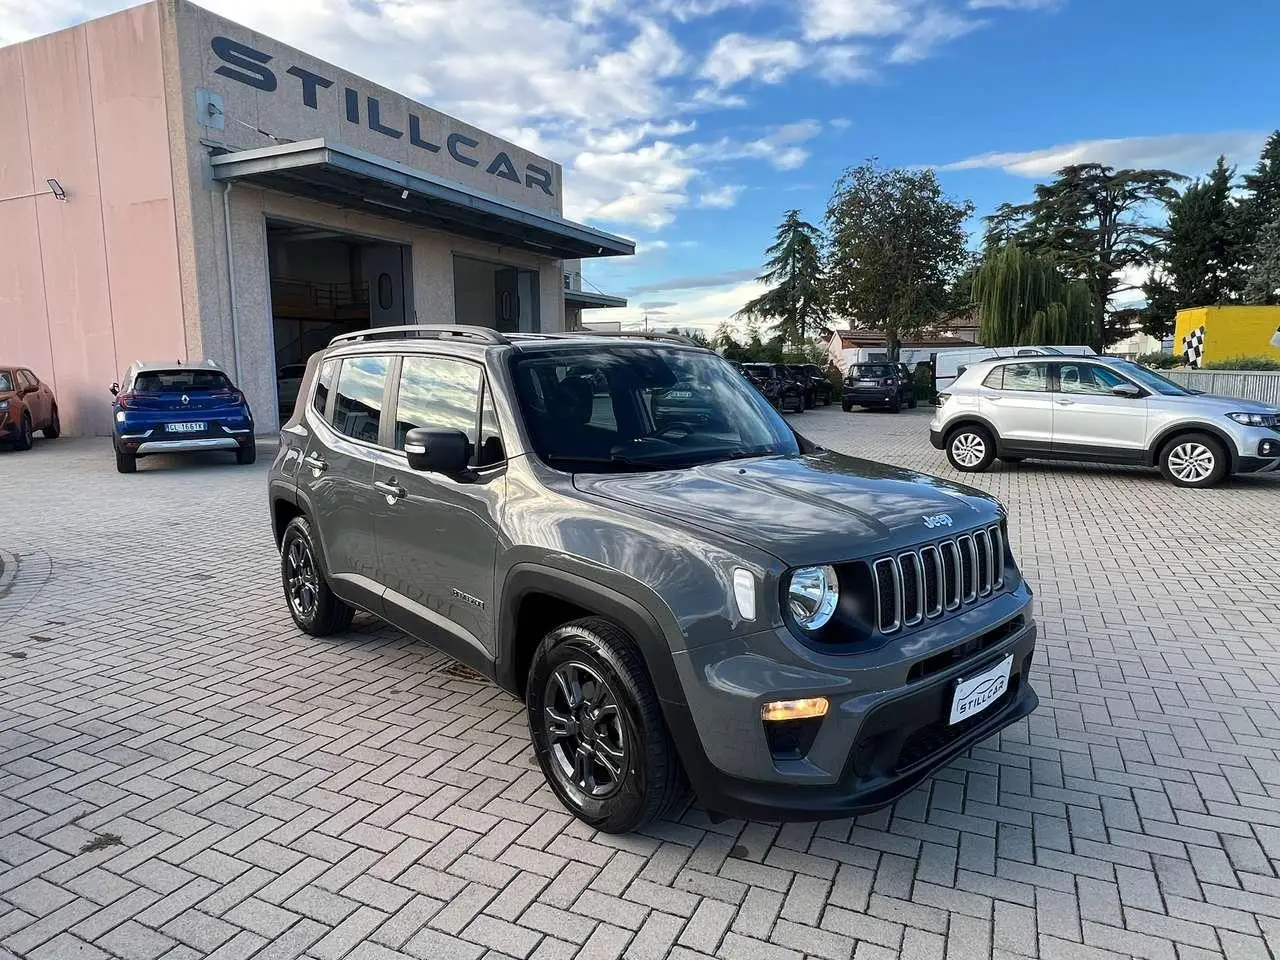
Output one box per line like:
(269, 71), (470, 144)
(872, 526), (1005, 633)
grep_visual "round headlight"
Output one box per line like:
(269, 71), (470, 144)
(787, 565), (839, 631)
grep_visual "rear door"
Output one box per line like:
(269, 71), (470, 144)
(17, 370), (47, 425)
(297, 354), (389, 614)
(978, 362), (1053, 450)
(369, 354), (505, 673)
(1049, 361), (1149, 460)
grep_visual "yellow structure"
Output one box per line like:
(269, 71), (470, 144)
(1174, 306), (1280, 364)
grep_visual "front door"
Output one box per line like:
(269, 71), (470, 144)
(370, 354), (505, 673)
(363, 243), (411, 327)
(297, 354), (389, 613)
(978, 361), (1054, 449)
(1049, 361), (1149, 460)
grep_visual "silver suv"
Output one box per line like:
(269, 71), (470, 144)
(929, 356), (1280, 488)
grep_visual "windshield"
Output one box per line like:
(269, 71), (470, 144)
(1114, 360), (1190, 396)
(849, 364), (893, 378)
(133, 369), (233, 392)
(0, 372), (11, 392)
(510, 347), (800, 472)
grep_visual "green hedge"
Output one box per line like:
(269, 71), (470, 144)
(1202, 356), (1280, 371)
(1132, 352), (1182, 369)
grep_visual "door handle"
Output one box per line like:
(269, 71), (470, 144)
(1055, 399), (1075, 406)
(303, 453), (327, 472)
(374, 480), (405, 502)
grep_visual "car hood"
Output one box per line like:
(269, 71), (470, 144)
(572, 451), (1003, 566)
(1162, 393), (1278, 413)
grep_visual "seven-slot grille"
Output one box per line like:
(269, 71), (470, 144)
(872, 525), (1005, 633)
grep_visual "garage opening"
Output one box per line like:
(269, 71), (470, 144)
(454, 255), (540, 333)
(267, 219), (412, 421)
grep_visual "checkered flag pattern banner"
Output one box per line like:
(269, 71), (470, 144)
(1183, 324), (1206, 368)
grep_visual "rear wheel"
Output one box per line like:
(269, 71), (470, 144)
(1160, 433), (1228, 488)
(14, 414), (32, 451)
(43, 406), (60, 439)
(280, 515), (354, 635)
(526, 617), (688, 833)
(946, 425), (996, 472)
(236, 442), (257, 465)
(887, 395), (902, 414)
(907, 392), (918, 410)
(115, 446), (136, 473)
(840, 398), (853, 412)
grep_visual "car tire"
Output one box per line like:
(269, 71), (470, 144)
(526, 616), (688, 834)
(841, 399), (852, 412)
(907, 393), (918, 410)
(888, 396), (902, 414)
(946, 425), (996, 472)
(115, 446), (137, 474)
(43, 406), (61, 439)
(14, 413), (33, 451)
(1159, 433), (1228, 488)
(280, 515), (354, 635)
(236, 442), (258, 465)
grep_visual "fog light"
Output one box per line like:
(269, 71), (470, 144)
(1260, 440), (1279, 457)
(761, 697), (828, 722)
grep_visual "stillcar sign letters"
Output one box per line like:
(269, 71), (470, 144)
(210, 36), (555, 198)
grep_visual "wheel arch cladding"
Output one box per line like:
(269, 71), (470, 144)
(945, 416), (1001, 450)
(1149, 423), (1235, 469)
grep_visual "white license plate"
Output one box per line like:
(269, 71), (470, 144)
(165, 422), (206, 433)
(949, 654), (1013, 725)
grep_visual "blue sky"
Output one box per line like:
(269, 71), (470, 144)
(4, 0), (1277, 333)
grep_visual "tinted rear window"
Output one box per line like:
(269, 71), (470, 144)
(134, 370), (232, 392)
(850, 364), (892, 378)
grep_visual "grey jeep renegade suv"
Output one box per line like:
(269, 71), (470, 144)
(268, 325), (1038, 832)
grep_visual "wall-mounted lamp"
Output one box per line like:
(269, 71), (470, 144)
(46, 178), (67, 201)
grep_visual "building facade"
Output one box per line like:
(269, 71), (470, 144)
(0, 0), (633, 436)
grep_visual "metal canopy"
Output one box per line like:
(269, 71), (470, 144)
(564, 289), (628, 309)
(210, 139), (635, 260)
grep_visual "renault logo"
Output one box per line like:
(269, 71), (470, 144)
(181, 394), (190, 406)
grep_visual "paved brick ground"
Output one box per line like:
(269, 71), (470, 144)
(1, 410), (1278, 960)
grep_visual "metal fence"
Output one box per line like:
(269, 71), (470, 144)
(1164, 370), (1280, 405)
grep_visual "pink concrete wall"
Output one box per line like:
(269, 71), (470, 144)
(0, 2), (184, 437)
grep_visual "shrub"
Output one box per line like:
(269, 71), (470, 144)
(1133, 351), (1182, 369)
(1201, 356), (1280, 371)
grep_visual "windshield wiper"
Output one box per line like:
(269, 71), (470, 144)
(541, 453), (665, 471)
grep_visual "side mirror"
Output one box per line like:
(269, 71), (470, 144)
(404, 426), (470, 475)
(1111, 383), (1142, 398)
(109, 382), (119, 396)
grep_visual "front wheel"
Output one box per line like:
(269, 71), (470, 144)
(14, 414), (32, 451)
(280, 515), (354, 635)
(946, 425), (996, 472)
(526, 617), (687, 833)
(1160, 433), (1228, 488)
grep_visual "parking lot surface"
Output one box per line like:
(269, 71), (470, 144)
(2, 407), (1278, 960)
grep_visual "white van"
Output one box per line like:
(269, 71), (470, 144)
(931, 345), (1095, 391)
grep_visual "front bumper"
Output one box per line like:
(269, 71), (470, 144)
(666, 589), (1037, 821)
(844, 386), (899, 406)
(1232, 429), (1280, 473)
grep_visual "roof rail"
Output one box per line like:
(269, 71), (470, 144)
(566, 330), (698, 346)
(329, 325), (509, 346)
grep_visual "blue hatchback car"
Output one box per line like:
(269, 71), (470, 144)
(110, 360), (255, 473)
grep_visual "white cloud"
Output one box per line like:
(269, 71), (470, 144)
(817, 44), (874, 82)
(611, 278), (770, 334)
(889, 8), (981, 63)
(700, 33), (808, 88)
(802, 0), (919, 41)
(830, 117), (854, 130)
(938, 131), (1271, 178)
(698, 184), (746, 208)
(968, 0), (1061, 8)
(695, 120), (826, 171)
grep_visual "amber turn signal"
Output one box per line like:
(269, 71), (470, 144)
(761, 697), (829, 722)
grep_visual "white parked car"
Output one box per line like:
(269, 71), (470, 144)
(929, 355), (1280, 488)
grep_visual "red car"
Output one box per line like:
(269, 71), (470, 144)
(0, 365), (60, 450)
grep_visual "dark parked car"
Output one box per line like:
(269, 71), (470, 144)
(787, 364), (833, 409)
(842, 362), (918, 413)
(268, 325), (1038, 832)
(741, 363), (805, 413)
(110, 360), (256, 473)
(0, 365), (60, 450)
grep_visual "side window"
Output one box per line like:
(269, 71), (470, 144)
(476, 384), (505, 467)
(312, 359), (337, 417)
(1058, 363), (1126, 395)
(18, 370), (37, 389)
(330, 355), (389, 444)
(393, 356), (482, 450)
(982, 368), (1003, 389)
(1001, 363), (1049, 392)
